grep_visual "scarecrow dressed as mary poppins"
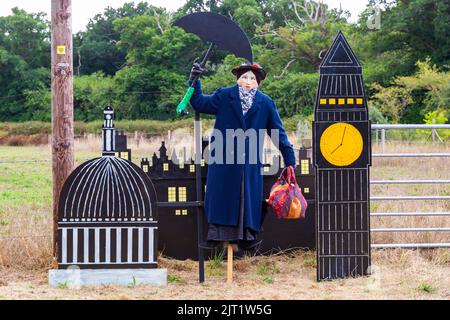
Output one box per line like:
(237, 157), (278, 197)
(188, 61), (297, 251)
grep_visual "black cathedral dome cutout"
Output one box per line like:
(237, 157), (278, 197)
(61, 157), (154, 222)
(57, 106), (158, 269)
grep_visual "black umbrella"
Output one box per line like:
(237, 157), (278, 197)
(174, 12), (253, 62)
(174, 12), (253, 114)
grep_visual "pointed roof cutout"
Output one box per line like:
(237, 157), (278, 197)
(329, 42), (353, 64)
(321, 31), (361, 68)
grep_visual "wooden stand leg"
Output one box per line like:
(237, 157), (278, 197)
(227, 243), (233, 284)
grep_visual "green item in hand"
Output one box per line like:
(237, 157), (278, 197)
(176, 87), (195, 115)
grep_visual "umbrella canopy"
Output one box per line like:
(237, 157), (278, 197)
(173, 12), (253, 63)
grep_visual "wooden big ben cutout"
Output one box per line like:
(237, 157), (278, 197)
(313, 31), (372, 280)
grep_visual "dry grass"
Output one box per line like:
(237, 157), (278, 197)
(0, 134), (49, 146)
(0, 249), (449, 300)
(0, 204), (54, 271)
(0, 137), (449, 299)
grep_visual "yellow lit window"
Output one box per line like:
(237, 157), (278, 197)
(320, 98), (327, 105)
(163, 163), (169, 171)
(175, 210), (181, 216)
(301, 160), (310, 175)
(168, 187), (176, 202)
(338, 98), (345, 105)
(304, 187), (310, 194)
(178, 187), (187, 202)
(115, 152), (120, 157)
(190, 165), (195, 173)
(356, 98), (364, 105)
(201, 159), (205, 167)
(329, 98), (336, 105)
(264, 166), (270, 172)
(179, 162), (185, 169)
(121, 153), (129, 160)
(143, 165), (149, 173)
(347, 98), (354, 105)
(182, 210), (188, 216)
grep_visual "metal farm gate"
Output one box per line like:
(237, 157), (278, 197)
(370, 124), (450, 249)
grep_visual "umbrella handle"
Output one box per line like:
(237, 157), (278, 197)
(190, 42), (216, 86)
(176, 42), (216, 115)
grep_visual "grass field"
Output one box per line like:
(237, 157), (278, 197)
(0, 135), (449, 299)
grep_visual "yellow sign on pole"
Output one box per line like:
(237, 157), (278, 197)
(56, 45), (66, 55)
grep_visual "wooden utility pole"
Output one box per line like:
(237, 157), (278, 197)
(51, 0), (74, 258)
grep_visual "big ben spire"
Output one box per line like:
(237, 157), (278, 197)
(313, 31), (372, 281)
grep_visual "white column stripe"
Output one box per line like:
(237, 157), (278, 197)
(84, 228), (89, 263)
(73, 228), (78, 264)
(148, 228), (154, 263)
(105, 228), (111, 263)
(62, 229), (67, 264)
(116, 228), (121, 263)
(95, 228), (100, 263)
(138, 228), (144, 263)
(127, 228), (133, 263)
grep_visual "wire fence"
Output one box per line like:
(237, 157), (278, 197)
(0, 235), (51, 240)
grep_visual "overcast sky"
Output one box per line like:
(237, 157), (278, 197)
(0, 0), (369, 32)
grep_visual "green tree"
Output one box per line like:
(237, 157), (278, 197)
(369, 83), (413, 123)
(369, 59), (450, 123)
(355, 0), (450, 86)
(113, 9), (202, 119)
(216, 0), (264, 40)
(263, 72), (318, 117)
(0, 7), (50, 69)
(74, 2), (153, 76)
(0, 8), (50, 121)
(396, 60), (450, 115)
(258, 0), (350, 74)
(74, 72), (118, 121)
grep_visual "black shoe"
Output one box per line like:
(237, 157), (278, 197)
(238, 239), (262, 251)
(199, 240), (221, 250)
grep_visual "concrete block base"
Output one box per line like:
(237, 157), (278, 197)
(48, 268), (167, 287)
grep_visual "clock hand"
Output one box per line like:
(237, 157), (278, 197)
(340, 127), (347, 145)
(330, 144), (341, 155)
(331, 127), (347, 155)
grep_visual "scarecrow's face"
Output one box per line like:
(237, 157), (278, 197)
(237, 71), (259, 92)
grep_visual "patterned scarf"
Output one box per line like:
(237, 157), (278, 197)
(239, 86), (257, 115)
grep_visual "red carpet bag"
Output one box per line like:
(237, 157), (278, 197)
(266, 166), (307, 219)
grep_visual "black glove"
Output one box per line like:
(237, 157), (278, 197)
(189, 62), (204, 82)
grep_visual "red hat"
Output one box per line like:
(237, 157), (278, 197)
(232, 62), (267, 84)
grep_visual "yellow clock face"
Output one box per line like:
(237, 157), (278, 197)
(320, 122), (363, 166)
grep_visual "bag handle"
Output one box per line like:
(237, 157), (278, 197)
(277, 167), (289, 182)
(287, 165), (297, 185)
(277, 166), (297, 185)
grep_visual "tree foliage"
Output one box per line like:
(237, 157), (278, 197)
(0, 8), (50, 121)
(0, 1), (448, 124)
(73, 2), (152, 76)
(369, 59), (450, 123)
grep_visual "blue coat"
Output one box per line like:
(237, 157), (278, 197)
(190, 80), (296, 232)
